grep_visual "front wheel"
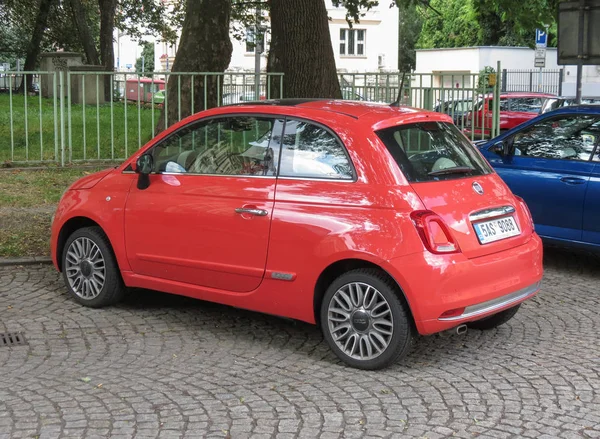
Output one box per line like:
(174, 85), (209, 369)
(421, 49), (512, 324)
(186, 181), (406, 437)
(467, 304), (521, 330)
(62, 226), (126, 308)
(320, 269), (413, 370)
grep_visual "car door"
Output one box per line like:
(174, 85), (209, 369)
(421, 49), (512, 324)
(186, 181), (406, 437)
(124, 115), (283, 293)
(486, 113), (599, 241)
(582, 123), (600, 245)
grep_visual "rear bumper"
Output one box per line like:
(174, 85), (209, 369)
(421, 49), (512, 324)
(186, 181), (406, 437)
(388, 234), (543, 335)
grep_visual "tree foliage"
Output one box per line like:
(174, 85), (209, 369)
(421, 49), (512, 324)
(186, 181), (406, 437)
(135, 41), (155, 73)
(397, 2), (422, 71)
(417, 0), (558, 49)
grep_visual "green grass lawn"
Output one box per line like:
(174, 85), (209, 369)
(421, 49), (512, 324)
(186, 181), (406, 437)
(0, 167), (111, 257)
(0, 93), (162, 164)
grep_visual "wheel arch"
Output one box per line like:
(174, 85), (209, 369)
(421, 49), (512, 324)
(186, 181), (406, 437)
(313, 258), (415, 328)
(56, 217), (103, 272)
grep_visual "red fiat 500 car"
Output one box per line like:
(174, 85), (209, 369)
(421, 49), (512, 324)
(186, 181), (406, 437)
(51, 99), (543, 370)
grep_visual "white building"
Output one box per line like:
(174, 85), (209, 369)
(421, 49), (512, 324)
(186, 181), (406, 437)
(415, 46), (600, 96)
(152, 1), (399, 73)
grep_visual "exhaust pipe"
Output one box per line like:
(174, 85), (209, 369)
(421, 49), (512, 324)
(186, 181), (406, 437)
(438, 324), (468, 337)
(456, 324), (468, 335)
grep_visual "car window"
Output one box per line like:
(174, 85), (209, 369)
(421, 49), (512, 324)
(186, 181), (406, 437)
(376, 122), (492, 182)
(511, 115), (600, 161)
(487, 99), (509, 112)
(510, 98), (543, 113)
(279, 119), (354, 180)
(151, 116), (282, 176)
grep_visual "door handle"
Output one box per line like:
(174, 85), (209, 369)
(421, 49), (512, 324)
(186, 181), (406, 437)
(560, 177), (587, 185)
(235, 207), (268, 216)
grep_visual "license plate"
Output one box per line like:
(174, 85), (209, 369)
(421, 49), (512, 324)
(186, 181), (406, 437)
(473, 216), (520, 244)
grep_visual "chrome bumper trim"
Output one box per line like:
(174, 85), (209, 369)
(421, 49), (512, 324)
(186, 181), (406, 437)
(439, 281), (541, 322)
(469, 205), (515, 222)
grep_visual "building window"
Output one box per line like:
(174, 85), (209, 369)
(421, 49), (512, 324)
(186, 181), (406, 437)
(340, 29), (365, 56)
(246, 27), (265, 53)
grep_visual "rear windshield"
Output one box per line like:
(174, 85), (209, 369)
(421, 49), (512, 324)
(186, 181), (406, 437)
(376, 122), (493, 182)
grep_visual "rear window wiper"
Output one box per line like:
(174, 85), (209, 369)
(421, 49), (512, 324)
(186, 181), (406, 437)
(428, 166), (474, 177)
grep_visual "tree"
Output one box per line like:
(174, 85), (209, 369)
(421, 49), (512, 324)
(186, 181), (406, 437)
(158, 0), (233, 130)
(68, 0), (100, 65)
(135, 41), (154, 74)
(398, 2), (422, 71)
(21, 0), (55, 91)
(417, 0), (558, 49)
(267, 0), (341, 99)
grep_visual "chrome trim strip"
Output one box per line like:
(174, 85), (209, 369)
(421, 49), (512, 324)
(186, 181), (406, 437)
(469, 205), (515, 222)
(278, 176), (355, 183)
(439, 281), (541, 322)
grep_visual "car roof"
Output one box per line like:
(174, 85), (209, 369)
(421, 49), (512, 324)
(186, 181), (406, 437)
(548, 96), (600, 100)
(228, 98), (447, 124)
(543, 104), (600, 115)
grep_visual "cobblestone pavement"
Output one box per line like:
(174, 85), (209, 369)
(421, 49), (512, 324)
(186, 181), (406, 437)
(1, 248), (599, 439)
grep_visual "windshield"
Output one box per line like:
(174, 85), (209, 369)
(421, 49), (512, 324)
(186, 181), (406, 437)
(376, 122), (493, 182)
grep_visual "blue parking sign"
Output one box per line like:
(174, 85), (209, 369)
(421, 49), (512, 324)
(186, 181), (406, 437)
(536, 29), (548, 47)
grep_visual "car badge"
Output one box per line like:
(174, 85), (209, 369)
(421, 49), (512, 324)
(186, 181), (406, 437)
(472, 182), (484, 195)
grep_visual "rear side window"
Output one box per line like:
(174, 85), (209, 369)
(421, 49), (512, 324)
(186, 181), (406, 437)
(510, 98), (543, 113)
(376, 122), (492, 182)
(279, 119), (354, 180)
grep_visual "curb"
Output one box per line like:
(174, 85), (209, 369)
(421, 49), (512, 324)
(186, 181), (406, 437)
(0, 257), (53, 267)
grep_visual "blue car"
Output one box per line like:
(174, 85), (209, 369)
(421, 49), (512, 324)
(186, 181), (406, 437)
(478, 105), (600, 251)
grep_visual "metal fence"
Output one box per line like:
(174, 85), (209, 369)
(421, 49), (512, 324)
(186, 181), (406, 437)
(1, 67), (502, 166)
(0, 71), (283, 165)
(502, 69), (564, 95)
(339, 66), (503, 141)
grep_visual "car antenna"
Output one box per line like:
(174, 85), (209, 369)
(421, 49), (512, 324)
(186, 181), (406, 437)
(390, 72), (407, 107)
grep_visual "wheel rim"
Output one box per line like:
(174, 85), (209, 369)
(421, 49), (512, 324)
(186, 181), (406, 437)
(65, 237), (106, 300)
(327, 282), (394, 361)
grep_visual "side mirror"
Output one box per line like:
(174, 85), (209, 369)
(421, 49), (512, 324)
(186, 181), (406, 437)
(135, 154), (153, 190)
(491, 141), (506, 156)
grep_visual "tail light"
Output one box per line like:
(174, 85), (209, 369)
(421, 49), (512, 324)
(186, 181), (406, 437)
(411, 210), (461, 254)
(514, 195), (534, 232)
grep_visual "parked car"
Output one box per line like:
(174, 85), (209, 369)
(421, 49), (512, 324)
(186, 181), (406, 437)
(51, 99), (542, 370)
(125, 78), (165, 103)
(479, 105), (600, 251)
(434, 98), (475, 127)
(222, 91), (265, 105)
(464, 92), (555, 138)
(152, 90), (165, 105)
(540, 96), (600, 114)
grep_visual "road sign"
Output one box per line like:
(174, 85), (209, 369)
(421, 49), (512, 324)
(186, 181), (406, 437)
(535, 48), (547, 68)
(536, 29), (548, 47)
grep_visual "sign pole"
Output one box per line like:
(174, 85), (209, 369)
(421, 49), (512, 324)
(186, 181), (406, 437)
(576, 0), (586, 104)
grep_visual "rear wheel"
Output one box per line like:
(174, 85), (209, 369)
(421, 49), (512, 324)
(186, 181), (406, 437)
(62, 226), (126, 308)
(320, 269), (413, 370)
(467, 304), (521, 330)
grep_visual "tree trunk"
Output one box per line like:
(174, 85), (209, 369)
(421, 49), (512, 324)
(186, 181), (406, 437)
(98, 0), (117, 101)
(21, 0), (55, 93)
(267, 0), (341, 99)
(157, 0), (233, 131)
(69, 0), (100, 65)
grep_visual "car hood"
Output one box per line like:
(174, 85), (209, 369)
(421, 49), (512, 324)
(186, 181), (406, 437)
(69, 168), (114, 190)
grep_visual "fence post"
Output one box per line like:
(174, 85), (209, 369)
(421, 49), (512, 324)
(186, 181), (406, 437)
(529, 71), (533, 93)
(59, 71), (66, 167)
(501, 69), (507, 92)
(495, 61), (502, 138)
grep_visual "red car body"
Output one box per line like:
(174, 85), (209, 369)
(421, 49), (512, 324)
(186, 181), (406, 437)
(51, 100), (543, 368)
(464, 92), (555, 138)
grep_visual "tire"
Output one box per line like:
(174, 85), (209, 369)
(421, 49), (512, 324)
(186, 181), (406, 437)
(467, 304), (521, 330)
(320, 268), (413, 370)
(62, 226), (126, 308)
